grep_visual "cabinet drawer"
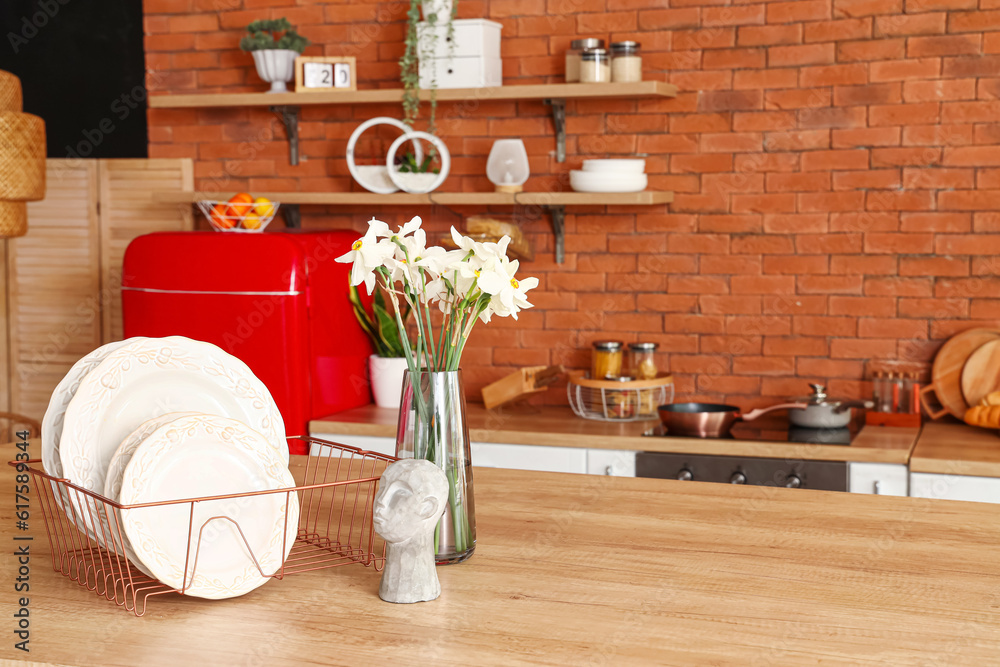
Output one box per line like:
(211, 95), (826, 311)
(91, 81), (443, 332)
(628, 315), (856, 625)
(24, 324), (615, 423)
(848, 462), (908, 496)
(417, 18), (501, 59)
(419, 56), (502, 89)
(471, 442), (587, 474)
(910, 472), (1000, 504)
(587, 449), (636, 477)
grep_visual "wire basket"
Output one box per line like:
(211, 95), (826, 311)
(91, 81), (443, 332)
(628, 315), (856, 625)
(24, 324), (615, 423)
(567, 371), (674, 422)
(15, 436), (394, 616)
(196, 199), (280, 233)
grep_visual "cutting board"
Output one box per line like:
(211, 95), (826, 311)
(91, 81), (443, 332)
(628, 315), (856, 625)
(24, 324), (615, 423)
(961, 339), (1000, 407)
(921, 328), (1000, 420)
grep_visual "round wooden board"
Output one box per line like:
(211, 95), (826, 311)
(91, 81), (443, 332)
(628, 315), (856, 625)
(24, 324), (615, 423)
(960, 339), (1000, 407)
(932, 328), (1000, 419)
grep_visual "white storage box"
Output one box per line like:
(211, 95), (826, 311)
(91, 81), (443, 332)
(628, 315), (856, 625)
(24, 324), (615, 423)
(417, 18), (501, 59)
(419, 56), (502, 89)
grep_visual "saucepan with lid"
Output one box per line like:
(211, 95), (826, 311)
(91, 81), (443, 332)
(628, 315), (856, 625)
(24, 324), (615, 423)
(657, 401), (808, 438)
(787, 383), (873, 429)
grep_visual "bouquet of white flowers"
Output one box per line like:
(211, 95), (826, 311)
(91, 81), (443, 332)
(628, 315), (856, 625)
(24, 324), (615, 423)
(337, 215), (538, 562)
(336, 216), (538, 374)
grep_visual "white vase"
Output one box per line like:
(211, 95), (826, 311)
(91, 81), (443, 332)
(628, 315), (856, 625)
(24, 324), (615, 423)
(251, 49), (299, 93)
(421, 0), (454, 20)
(369, 355), (409, 409)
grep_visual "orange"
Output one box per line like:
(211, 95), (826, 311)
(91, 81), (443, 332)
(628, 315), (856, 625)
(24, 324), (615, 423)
(226, 192), (255, 221)
(253, 197), (275, 219)
(242, 214), (261, 230)
(209, 203), (234, 229)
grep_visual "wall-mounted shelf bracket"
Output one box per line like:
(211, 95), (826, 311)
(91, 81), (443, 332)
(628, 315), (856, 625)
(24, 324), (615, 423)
(544, 99), (567, 163)
(542, 205), (566, 264)
(270, 105), (300, 165)
(283, 204), (301, 228)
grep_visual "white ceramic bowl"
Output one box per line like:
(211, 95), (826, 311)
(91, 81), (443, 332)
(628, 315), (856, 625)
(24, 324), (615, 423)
(570, 170), (647, 193)
(581, 159), (646, 174)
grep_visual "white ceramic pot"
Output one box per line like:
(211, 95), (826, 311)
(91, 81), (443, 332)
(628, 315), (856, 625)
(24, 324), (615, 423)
(251, 49), (299, 93)
(421, 0), (454, 20)
(369, 355), (409, 409)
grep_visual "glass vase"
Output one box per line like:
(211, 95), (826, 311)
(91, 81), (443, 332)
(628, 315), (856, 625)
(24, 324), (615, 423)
(395, 369), (476, 564)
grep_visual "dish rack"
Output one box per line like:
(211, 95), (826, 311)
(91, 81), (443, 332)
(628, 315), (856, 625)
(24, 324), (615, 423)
(567, 371), (674, 421)
(14, 436), (394, 616)
(195, 200), (280, 233)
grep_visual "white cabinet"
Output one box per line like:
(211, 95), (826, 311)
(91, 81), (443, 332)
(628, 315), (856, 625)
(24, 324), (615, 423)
(471, 442), (587, 474)
(848, 462), (908, 497)
(910, 472), (1000, 504)
(586, 449), (637, 477)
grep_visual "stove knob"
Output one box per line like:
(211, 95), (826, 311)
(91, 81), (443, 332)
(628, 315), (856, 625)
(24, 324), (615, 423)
(785, 474), (802, 489)
(677, 469), (693, 481)
(730, 472), (747, 485)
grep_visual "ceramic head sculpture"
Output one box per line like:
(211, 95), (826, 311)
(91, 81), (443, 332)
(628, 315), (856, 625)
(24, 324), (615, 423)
(373, 458), (449, 603)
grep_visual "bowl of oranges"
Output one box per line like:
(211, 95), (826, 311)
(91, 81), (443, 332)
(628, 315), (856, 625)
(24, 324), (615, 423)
(197, 193), (279, 233)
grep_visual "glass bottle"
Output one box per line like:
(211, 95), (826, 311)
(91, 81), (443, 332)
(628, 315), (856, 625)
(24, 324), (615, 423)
(591, 340), (623, 379)
(580, 48), (611, 83)
(611, 41), (642, 83)
(566, 38), (604, 83)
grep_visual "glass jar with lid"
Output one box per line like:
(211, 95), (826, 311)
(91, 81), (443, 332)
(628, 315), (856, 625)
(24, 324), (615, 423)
(591, 340), (623, 379)
(580, 48), (611, 84)
(605, 375), (637, 420)
(628, 342), (659, 379)
(611, 41), (642, 83)
(565, 38), (604, 83)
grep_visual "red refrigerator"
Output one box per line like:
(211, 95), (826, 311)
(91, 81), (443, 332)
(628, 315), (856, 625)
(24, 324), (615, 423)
(121, 231), (373, 454)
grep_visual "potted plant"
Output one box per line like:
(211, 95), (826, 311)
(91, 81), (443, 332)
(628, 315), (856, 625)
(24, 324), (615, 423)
(400, 0), (458, 134)
(240, 18), (310, 93)
(349, 284), (413, 409)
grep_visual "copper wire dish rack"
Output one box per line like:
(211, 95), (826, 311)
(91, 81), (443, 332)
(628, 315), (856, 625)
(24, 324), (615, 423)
(13, 436), (395, 616)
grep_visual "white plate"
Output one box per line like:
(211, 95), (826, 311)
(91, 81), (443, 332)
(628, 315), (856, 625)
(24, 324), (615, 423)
(570, 170), (647, 193)
(120, 414), (299, 599)
(41, 339), (142, 477)
(582, 159), (646, 174)
(101, 412), (199, 574)
(60, 336), (287, 534)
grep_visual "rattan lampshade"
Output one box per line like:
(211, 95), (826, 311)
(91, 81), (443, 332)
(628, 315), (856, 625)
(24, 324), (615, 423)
(0, 70), (22, 112)
(0, 111), (45, 201)
(0, 200), (26, 238)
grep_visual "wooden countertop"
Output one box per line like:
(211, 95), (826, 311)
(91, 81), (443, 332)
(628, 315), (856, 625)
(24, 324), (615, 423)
(910, 420), (1000, 478)
(7, 456), (1000, 665)
(311, 404), (920, 464)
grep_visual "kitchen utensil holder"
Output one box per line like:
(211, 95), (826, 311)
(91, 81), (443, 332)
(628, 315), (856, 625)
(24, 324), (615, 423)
(196, 200), (280, 233)
(567, 371), (674, 421)
(13, 436), (395, 617)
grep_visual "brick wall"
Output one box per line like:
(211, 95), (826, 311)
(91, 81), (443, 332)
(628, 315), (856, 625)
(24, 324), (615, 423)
(144, 0), (1000, 406)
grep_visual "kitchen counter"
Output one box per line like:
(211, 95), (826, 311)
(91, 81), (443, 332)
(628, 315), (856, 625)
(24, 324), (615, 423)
(911, 420), (1000, 478)
(311, 404), (920, 464)
(7, 455), (1000, 665)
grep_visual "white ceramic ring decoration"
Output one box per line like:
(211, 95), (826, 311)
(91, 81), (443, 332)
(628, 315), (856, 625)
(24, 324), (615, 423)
(347, 117), (424, 195)
(386, 130), (450, 194)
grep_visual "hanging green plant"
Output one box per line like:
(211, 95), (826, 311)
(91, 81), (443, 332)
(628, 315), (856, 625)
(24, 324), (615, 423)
(400, 0), (458, 136)
(239, 18), (310, 53)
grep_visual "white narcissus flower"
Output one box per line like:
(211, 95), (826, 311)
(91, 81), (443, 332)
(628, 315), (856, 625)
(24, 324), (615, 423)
(476, 255), (538, 320)
(335, 218), (395, 294)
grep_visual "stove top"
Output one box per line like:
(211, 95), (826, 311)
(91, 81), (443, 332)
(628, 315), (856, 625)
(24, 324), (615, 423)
(642, 414), (864, 446)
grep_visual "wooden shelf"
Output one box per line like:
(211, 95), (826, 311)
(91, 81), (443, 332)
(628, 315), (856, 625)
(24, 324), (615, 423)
(154, 190), (674, 206)
(147, 81), (677, 109)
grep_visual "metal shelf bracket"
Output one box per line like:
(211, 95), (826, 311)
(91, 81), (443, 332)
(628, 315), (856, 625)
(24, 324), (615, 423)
(270, 105), (300, 166)
(283, 203), (301, 229)
(542, 204), (566, 264)
(544, 99), (567, 163)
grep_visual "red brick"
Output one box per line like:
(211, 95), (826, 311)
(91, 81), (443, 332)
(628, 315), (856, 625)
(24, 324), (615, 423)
(902, 78), (977, 102)
(865, 277), (934, 296)
(798, 191), (866, 212)
(798, 358), (867, 378)
(764, 295), (830, 315)
(830, 211), (900, 232)
(903, 167), (974, 189)
(765, 129), (831, 151)
(700, 295), (763, 315)
(875, 12), (946, 36)
(870, 57), (942, 81)
(762, 213), (829, 233)
(870, 146), (942, 166)
(804, 18), (873, 43)
(671, 153), (735, 173)
(768, 43), (835, 67)
(701, 255), (762, 274)
(830, 296), (897, 316)
(734, 69), (800, 90)
(703, 48), (767, 70)
(731, 274), (799, 294)
(733, 111), (797, 132)
(943, 55), (1000, 77)
(763, 255), (830, 274)
(859, 318), (928, 338)
(726, 315), (793, 336)
(793, 316), (859, 336)
(699, 214), (764, 232)
(766, 172), (831, 192)
(837, 38), (907, 61)
(702, 336), (763, 356)
(900, 257), (969, 276)
(768, 0), (831, 22)
(762, 337), (830, 357)
(799, 106), (867, 129)
(733, 356), (797, 376)
(906, 0), (975, 10)
(738, 24), (803, 46)
(698, 91), (764, 112)
(735, 153), (801, 172)
(797, 275), (866, 294)
(869, 102), (941, 127)
(672, 28), (737, 50)
(866, 191), (937, 212)
(802, 64), (869, 87)
(948, 10), (1000, 33)
(796, 233), (864, 253)
(731, 235), (796, 254)
(700, 132), (764, 152)
(831, 338), (898, 359)
(907, 35), (982, 58)
(832, 127), (903, 147)
(902, 124), (974, 146)
(939, 190), (1000, 210)
(833, 169), (902, 190)
(898, 298), (969, 318)
(834, 83), (903, 106)
(732, 194), (798, 213)
(702, 5), (767, 26)
(936, 234), (1000, 254)
(831, 255), (899, 274)
(900, 211), (971, 232)
(935, 277), (1000, 298)
(942, 145), (1000, 166)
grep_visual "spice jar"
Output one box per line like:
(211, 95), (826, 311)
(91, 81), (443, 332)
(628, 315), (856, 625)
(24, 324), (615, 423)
(605, 375), (637, 420)
(580, 48), (611, 84)
(611, 41), (642, 83)
(591, 340), (623, 379)
(629, 342), (659, 415)
(565, 38), (604, 83)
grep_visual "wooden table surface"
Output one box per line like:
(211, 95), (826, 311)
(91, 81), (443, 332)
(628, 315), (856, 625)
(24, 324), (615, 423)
(911, 420), (1000, 478)
(4, 453), (1000, 665)
(311, 404), (920, 464)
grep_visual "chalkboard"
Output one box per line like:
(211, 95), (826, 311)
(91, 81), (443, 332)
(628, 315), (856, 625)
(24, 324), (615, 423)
(0, 0), (147, 158)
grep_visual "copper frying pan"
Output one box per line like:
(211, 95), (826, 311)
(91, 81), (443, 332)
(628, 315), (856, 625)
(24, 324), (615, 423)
(657, 402), (808, 438)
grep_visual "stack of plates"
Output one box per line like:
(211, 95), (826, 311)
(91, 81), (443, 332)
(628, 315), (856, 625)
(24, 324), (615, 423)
(41, 336), (298, 599)
(570, 159), (647, 193)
